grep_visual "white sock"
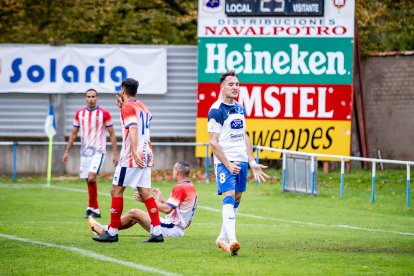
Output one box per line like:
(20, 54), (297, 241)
(218, 223), (227, 242)
(152, 225), (161, 236)
(222, 204), (236, 244)
(103, 225), (108, 232)
(93, 208), (100, 214)
(108, 227), (118, 236)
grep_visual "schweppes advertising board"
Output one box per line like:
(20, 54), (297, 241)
(196, 0), (355, 160)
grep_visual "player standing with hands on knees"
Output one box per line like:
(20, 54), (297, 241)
(92, 78), (163, 243)
(208, 70), (269, 256)
(63, 88), (118, 219)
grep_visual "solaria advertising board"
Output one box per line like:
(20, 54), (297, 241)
(196, 0), (355, 160)
(0, 46), (167, 94)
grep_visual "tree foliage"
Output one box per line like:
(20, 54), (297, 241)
(0, 0), (413, 54)
(0, 0), (198, 45)
(356, 0), (414, 55)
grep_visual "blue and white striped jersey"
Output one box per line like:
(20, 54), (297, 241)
(207, 100), (248, 164)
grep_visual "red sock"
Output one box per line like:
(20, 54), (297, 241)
(109, 197), (123, 229)
(144, 197), (161, 227)
(87, 181), (99, 209)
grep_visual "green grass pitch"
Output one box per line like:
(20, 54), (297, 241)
(0, 168), (413, 275)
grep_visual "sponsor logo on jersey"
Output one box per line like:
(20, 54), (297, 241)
(230, 119), (243, 129)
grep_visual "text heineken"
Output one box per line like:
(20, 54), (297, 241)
(205, 43), (347, 76)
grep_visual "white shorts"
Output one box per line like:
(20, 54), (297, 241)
(79, 153), (105, 178)
(150, 218), (185, 237)
(112, 166), (151, 189)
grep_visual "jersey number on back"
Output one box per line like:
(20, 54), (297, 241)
(139, 111), (150, 135)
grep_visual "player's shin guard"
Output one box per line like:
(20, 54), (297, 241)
(87, 181), (98, 209)
(109, 196), (123, 234)
(144, 197), (161, 235)
(222, 196), (236, 244)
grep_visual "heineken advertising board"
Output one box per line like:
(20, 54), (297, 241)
(196, 0), (355, 160)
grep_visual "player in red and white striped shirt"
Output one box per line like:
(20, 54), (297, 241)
(92, 78), (163, 243)
(63, 89), (118, 218)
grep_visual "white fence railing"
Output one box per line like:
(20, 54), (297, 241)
(255, 146), (413, 207)
(1, 141), (412, 207)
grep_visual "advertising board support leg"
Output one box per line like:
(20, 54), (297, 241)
(205, 144), (209, 183)
(255, 147), (259, 186)
(282, 151), (286, 192)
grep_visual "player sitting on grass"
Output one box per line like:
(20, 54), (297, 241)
(89, 161), (198, 239)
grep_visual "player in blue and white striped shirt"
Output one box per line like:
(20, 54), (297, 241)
(208, 70), (269, 256)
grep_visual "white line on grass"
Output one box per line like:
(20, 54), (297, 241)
(2, 184), (414, 237)
(0, 234), (180, 276)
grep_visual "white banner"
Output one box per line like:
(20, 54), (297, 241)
(0, 46), (167, 94)
(198, 0), (355, 38)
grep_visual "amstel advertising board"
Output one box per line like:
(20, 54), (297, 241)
(196, 0), (355, 160)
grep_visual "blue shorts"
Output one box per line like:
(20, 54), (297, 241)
(214, 162), (248, 195)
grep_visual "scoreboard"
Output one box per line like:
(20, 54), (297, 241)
(225, 0), (324, 17)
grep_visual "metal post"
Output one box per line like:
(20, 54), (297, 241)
(371, 161), (376, 203)
(340, 158), (345, 198)
(205, 144), (209, 183)
(255, 146), (259, 186)
(407, 164), (411, 207)
(12, 142), (17, 183)
(282, 151), (286, 192)
(311, 156), (315, 195)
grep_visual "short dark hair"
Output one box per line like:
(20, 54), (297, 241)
(175, 160), (191, 177)
(219, 70), (237, 84)
(85, 88), (98, 96)
(121, 78), (139, 96)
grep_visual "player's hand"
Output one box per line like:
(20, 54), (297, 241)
(112, 151), (119, 166)
(152, 188), (166, 203)
(250, 163), (269, 183)
(62, 151), (69, 165)
(132, 151), (145, 168)
(133, 191), (143, 202)
(227, 162), (241, 174)
(152, 188), (162, 199)
(116, 94), (124, 108)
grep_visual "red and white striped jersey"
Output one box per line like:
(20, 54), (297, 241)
(73, 106), (113, 155)
(119, 100), (154, 168)
(165, 180), (198, 229)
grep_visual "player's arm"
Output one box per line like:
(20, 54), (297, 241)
(245, 133), (255, 163)
(129, 124), (145, 168)
(153, 189), (174, 214)
(63, 127), (79, 165)
(116, 94), (124, 108)
(209, 131), (241, 174)
(134, 189), (174, 214)
(156, 202), (174, 214)
(107, 126), (118, 166)
(244, 133), (269, 183)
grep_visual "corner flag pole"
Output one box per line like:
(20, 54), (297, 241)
(44, 104), (57, 187)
